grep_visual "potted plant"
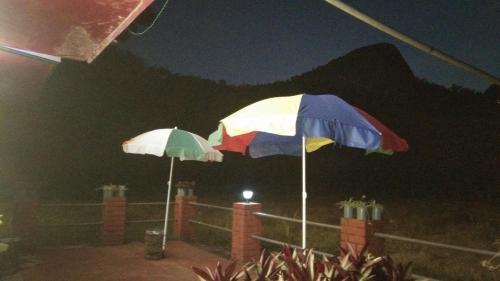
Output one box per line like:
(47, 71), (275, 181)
(353, 196), (369, 220)
(175, 181), (196, 196)
(369, 200), (384, 220)
(116, 185), (127, 197)
(97, 184), (127, 198)
(175, 181), (186, 196)
(186, 181), (196, 196)
(336, 197), (355, 218)
(98, 184), (116, 198)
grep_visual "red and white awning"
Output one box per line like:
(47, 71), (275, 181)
(0, 0), (154, 63)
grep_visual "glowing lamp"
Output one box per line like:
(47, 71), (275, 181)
(242, 190), (254, 203)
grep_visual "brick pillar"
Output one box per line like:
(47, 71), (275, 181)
(174, 195), (197, 240)
(340, 218), (384, 256)
(231, 202), (262, 262)
(101, 196), (127, 245)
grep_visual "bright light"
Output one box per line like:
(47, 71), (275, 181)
(242, 190), (254, 203)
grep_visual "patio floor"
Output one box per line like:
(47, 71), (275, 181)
(14, 241), (230, 281)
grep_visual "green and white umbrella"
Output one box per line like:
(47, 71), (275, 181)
(123, 128), (223, 250)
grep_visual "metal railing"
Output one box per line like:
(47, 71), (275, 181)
(41, 202), (103, 207)
(188, 201), (232, 212)
(128, 202), (175, 206)
(254, 212), (341, 230)
(127, 218), (175, 224)
(39, 221), (103, 227)
(189, 219), (232, 233)
(373, 232), (497, 256)
(252, 235), (334, 257)
(39, 202), (103, 228)
(189, 201), (500, 281)
(37, 200), (496, 281)
(38, 201), (176, 228)
(187, 202), (232, 234)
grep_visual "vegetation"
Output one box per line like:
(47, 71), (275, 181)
(191, 190), (497, 281)
(480, 239), (500, 281)
(0, 189), (496, 280)
(1, 43), (497, 280)
(2, 43), (497, 204)
(192, 245), (414, 281)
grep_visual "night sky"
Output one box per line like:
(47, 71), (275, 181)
(123, 0), (500, 92)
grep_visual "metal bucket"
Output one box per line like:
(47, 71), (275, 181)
(144, 229), (164, 260)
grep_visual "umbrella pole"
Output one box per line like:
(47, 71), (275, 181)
(162, 156), (175, 251)
(302, 135), (307, 249)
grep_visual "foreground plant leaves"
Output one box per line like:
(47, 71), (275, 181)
(192, 244), (415, 281)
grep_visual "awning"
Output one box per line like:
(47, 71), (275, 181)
(0, 0), (154, 63)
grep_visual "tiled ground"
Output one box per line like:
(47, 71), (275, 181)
(18, 241), (230, 281)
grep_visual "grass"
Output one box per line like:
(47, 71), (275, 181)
(190, 189), (498, 281)
(0, 188), (498, 281)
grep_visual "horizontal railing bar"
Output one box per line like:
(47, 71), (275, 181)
(39, 222), (102, 227)
(253, 212), (302, 223)
(374, 232), (497, 256)
(128, 202), (175, 206)
(189, 219), (232, 233)
(252, 235), (334, 257)
(127, 218), (175, 224)
(254, 212), (341, 230)
(41, 203), (102, 207)
(255, 211), (493, 257)
(189, 202), (232, 212)
(306, 220), (341, 230)
(253, 235), (440, 281)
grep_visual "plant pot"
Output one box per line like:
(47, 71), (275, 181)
(356, 207), (368, 220)
(371, 207), (383, 220)
(187, 188), (194, 196)
(343, 206), (354, 218)
(177, 188), (185, 196)
(117, 189), (126, 197)
(103, 189), (114, 198)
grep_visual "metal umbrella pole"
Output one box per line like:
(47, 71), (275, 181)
(162, 126), (178, 251)
(162, 155), (175, 250)
(302, 135), (307, 249)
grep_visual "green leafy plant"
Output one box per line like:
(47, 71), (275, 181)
(352, 196), (369, 209)
(336, 198), (355, 209)
(368, 200), (384, 220)
(480, 239), (500, 281)
(175, 181), (196, 188)
(250, 248), (283, 281)
(369, 201), (384, 211)
(192, 261), (247, 281)
(97, 184), (127, 192)
(192, 244), (415, 281)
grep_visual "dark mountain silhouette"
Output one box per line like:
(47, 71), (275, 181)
(291, 43), (415, 94)
(2, 43), (498, 202)
(484, 84), (500, 104)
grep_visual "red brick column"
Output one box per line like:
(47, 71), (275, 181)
(340, 218), (384, 256)
(174, 195), (197, 241)
(101, 197), (127, 245)
(231, 202), (262, 262)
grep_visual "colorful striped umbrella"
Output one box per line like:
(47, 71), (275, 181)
(123, 128), (223, 250)
(209, 94), (408, 248)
